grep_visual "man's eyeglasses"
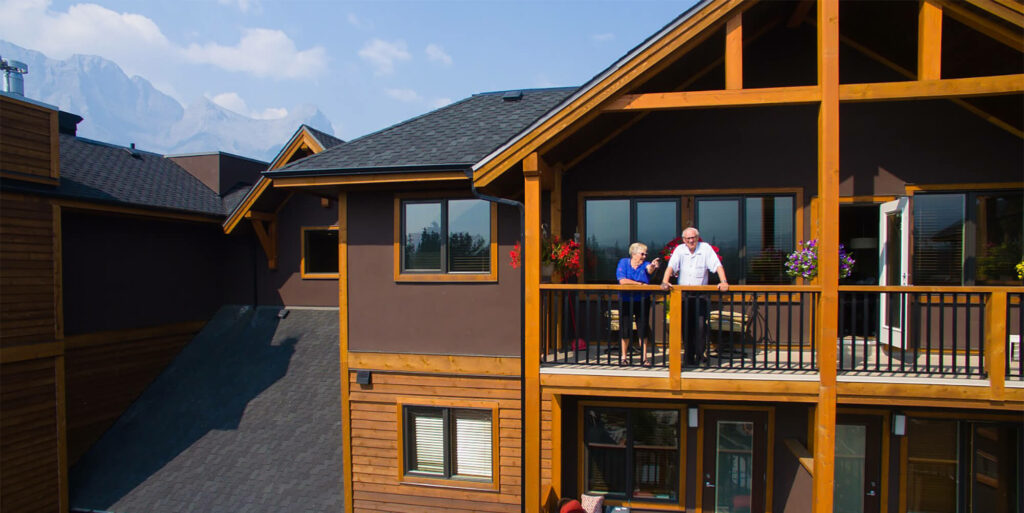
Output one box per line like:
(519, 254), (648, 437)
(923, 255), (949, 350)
(682, 237), (697, 241)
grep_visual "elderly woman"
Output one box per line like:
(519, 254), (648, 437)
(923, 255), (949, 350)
(616, 242), (660, 366)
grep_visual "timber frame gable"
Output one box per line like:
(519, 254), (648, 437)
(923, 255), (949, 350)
(471, 0), (1024, 189)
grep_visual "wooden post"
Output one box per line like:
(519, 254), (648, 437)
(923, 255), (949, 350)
(523, 152), (545, 513)
(918, 0), (943, 80)
(669, 288), (683, 390)
(985, 290), (1007, 401)
(813, 0), (840, 512)
(726, 13), (744, 89)
(550, 393), (563, 502)
(551, 165), (563, 239)
(337, 192), (353, 513)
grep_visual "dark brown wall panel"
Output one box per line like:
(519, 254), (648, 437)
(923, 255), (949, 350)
(254, 193), (339, 307)
(0, 357), (61, 513)
(0, 192), (56, 348)
(347, 192), (522, 356)
(348, 370), (521, 513)
(64, 322), (202, 464)
(61, 211), (246, 335)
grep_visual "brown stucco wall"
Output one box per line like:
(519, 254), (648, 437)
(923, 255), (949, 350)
(61, 210), (253, 334)
(253, 192), (340, 307)
(346, 191), (522, 356)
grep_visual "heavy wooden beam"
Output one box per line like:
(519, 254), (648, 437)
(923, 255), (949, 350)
(725, 13), (744, 89)
(522, 152), (547, 513)
(966, 0), (1024, 27)
(919, 0), (943, 80)
(839, 73), (1024, 101)
(603, 85), (821, 111)
(812, 1), (839, 512)
(249, 217), (277, 270)
(337, 192), (352, 513)
(938, 0), (1024, 52)
(985, 291), (1007, 401)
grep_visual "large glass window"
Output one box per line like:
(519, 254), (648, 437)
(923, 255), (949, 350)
(401, 198), (491, 274)
(913, 191), (1022, 285)
(404, 406), (493, 482)
(584, 198), (679, 283)
(583, 406), (680, 502)
(696, 196), (795, 284)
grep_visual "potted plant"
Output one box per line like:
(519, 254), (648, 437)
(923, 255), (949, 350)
(508, 232), (582, 283)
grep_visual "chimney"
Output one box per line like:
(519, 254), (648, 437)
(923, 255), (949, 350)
(0, 56), (28, 96)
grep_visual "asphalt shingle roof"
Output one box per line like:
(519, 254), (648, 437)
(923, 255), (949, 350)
(56, 134), (227, 216)
(274, 87), (577, 174)
(303, 125), (345, 150)
(70, 306), (343, 513)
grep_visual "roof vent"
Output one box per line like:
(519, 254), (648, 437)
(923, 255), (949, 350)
(502, 90), (523, 102)
(1, 56), (28, 96)
(124, 142), (142, 160)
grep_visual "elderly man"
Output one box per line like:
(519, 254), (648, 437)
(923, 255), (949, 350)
(661, 227), (729, 365)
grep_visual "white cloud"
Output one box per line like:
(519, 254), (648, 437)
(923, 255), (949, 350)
(217, 0), (260, 14)
(209, 91), (288, 119)
(358, 38), (410, 75)
(591, 33), (615, 43)
(534, 74), (557, 88)
(430, 98), (452, 109)
(346, 13), (370, 29)
(0, 1), (325, 79)
(425, 43), (452, 66)
(184, 28), (326, 79)
(385, 88), (420, 102)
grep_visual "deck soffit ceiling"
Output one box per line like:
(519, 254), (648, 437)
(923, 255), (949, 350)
(471, 0), (1024, 188)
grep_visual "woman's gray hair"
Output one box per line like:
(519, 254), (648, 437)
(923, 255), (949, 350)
(628, 242), (648, 256)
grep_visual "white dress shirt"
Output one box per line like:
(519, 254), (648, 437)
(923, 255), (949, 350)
(667, 242), (721, 286)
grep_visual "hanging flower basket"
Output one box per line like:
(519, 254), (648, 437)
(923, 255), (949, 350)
(784, 239), (855, 280)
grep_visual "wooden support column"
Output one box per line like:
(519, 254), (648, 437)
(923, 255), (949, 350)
(523, 152), (546, 513)
(550, 165), (563, 239)
(813, 0), (839, 512)
(918, 0), (943, 80)
(337, 192), (353, 513)
(985, 290), (1007, 401)
(550, 394), (563, 504)
(726, 13), (743, 89)
(669, 288), (682, 390)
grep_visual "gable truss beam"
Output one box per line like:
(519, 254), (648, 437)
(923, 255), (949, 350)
(936, 0), (1024, 52)
(919, 0), (943, 80)
(602, 74), (1023, 112)
(966, 0), (1024, 28)
(246, 211), (277, 270)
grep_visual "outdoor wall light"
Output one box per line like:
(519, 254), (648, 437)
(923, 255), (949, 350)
(892, 413), (907, 436)
(688, 407), (699, 428)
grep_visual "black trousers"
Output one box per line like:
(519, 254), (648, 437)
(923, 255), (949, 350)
(682, 294), (709, 364)
(620, 298), (652, 342)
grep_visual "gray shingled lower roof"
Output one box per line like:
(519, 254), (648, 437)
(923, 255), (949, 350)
(56, 135), (228, 216)
(69, 306), (343, 513)
(270, 87), (577, 175)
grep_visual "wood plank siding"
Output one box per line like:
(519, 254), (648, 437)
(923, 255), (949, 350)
(0, 95), (59, 184)
(347, 370), (521, 513)
(0, 357), (62, 513)
(0, 192), (58, 348)
(63, 321), (204, 464)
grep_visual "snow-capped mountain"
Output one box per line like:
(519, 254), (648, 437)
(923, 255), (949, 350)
(0, 41), (336, 162)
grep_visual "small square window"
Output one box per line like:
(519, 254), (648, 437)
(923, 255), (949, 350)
(302, 227), (338, 277)
(404, 406), (493, 482)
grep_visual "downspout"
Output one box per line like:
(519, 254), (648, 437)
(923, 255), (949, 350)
(469, 178), (527, 513)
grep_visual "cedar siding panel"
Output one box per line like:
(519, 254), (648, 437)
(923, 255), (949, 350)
(64, 322), (203, 464)
(348, 370), (521, 513)
(0, 357), (61, 513)
(0, 192), (56, 347)
(347, 192), (522, 356)
(0, 96), (58, 183)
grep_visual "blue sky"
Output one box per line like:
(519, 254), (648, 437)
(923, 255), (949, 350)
(1, 0), (697, 140)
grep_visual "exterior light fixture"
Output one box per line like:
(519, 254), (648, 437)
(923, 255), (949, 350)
(688, 407), (699, 428)
(892, 413), (907, 436)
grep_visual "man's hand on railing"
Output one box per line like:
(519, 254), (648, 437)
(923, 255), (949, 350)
(660, 281), (673, 291)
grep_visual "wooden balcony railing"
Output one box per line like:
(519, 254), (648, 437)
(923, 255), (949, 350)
(539, 285), (819, 373)
(539, 284), (1020, 382)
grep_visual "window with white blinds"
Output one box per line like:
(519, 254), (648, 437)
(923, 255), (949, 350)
(404, 406), (493, 482)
